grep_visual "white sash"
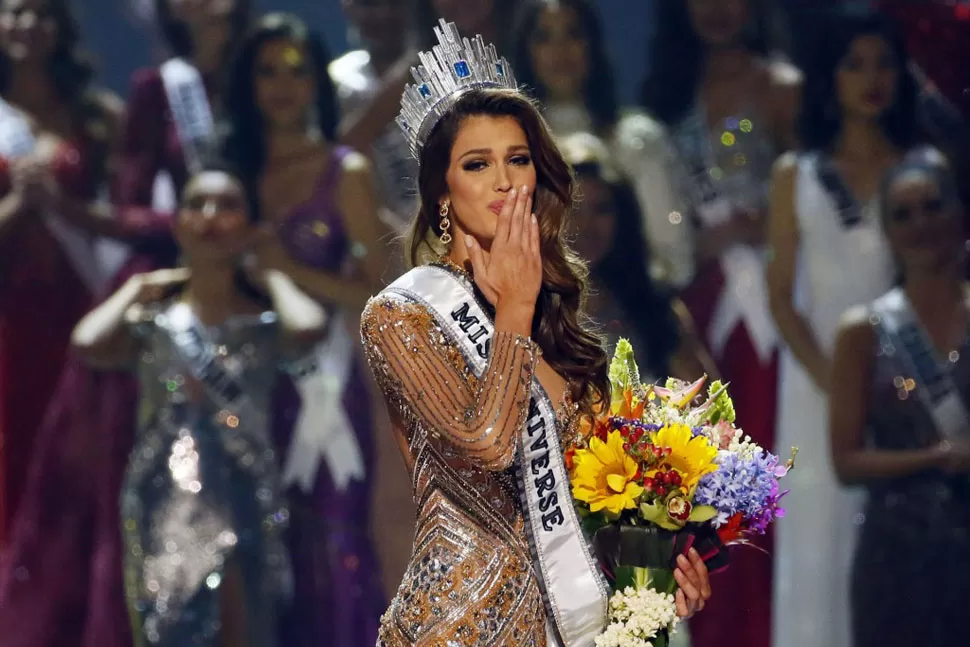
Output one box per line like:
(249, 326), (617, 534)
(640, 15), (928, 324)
(696, 197), (778, 362)
(159, 58), (214, 175)
(282, 312), (366, 493)
(163, 302), (265, 425)
(872, 288), (970, 440)
(0, 96), (110, 293)
(385, 264), (609, 646)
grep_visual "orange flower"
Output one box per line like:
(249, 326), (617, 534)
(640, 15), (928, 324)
(614, 386), (645, 420)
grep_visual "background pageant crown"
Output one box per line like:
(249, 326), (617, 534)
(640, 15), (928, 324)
(397, 18), (518, 158)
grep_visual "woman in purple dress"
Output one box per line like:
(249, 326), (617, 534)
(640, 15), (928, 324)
(0, 3), (251, 646)
(223, 13), (390, 646)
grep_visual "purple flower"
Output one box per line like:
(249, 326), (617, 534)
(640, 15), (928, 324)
(694, 448), (787, 532)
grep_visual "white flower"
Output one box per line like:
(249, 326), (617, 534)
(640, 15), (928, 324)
(595, 586), (679, 647)
(727, 429), (761, 461)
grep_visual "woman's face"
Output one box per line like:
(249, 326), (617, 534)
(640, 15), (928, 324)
(443, 114), (537, 249)
(0, 0), (57, 63)
(167, 0), (235, 28)
(570, 175), (616, 266)
(885, 170), (964, 275)
(530, 4), (589, 101)
(686, 0), (748, 48)
(176, 171), (253, 263)
(432, 0), (494, 34)
(254, 38), (315, 132)
(835, 34), (897, 120)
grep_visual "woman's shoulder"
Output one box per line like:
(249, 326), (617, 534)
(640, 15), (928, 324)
(361, 283), (433, 340)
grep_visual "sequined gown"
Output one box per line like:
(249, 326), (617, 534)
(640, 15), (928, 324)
(360, 264), (569, 646)
(121, 302), (289, 647)
(851, 300), (970, 647)
(669, 103), (778, 647)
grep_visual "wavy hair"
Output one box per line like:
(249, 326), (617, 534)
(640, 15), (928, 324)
(511, 0), (619, 134)
(223, 13), (338, 189)
(640, 0), (772, 126)
(407, 88), (609, 412)
(798, 8), (920, 152)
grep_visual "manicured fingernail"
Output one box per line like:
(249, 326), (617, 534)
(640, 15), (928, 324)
(689, 547), (699, 557)
(509, 188), (517, 197)
(677, 555), (689, 566)
(531, 214), (537, 224)
(521, 185), (530, 195)
(464, 237), (473, 248)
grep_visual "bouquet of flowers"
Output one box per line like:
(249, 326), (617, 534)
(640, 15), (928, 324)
(567, 340), (796, 647)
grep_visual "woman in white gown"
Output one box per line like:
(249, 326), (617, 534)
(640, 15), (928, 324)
(766, 10), (924, 647)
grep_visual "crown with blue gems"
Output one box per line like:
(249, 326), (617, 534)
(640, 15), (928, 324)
(396, 18), (518, 159)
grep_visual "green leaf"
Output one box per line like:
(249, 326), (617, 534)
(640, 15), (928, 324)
(688, 505), (718, 523)
(639, 501), (683, 531)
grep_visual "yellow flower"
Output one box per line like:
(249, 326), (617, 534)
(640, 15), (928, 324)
(571, 430), (644, 515)
(648, 424), (718, 492)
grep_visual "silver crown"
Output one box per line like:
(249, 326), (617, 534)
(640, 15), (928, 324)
(397, 19), (518, 158)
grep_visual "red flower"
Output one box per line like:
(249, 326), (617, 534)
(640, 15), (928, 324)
(716, 513), (746, 544)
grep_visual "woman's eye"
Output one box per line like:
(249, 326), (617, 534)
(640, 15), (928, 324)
(462, 160), (488, 172)
(509, 155), (532, 166)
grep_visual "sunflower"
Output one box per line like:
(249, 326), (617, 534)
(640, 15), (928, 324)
(648, 423), (718, 492)
(570, 430), (644, 515)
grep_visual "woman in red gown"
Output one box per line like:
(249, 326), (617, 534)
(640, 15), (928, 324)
(0, 0), (122, 546)
(0, 2), (250, 646)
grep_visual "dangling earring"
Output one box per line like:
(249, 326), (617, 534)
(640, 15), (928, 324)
(439, 201), (453, 245)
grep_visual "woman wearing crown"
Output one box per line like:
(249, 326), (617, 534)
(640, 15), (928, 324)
(359, 20), (712, 646)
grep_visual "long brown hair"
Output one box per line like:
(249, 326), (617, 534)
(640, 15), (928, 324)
(406, 88), (609, 413)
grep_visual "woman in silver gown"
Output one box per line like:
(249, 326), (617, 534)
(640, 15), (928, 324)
(70, 162), (328, 646)
(830, 154), (970, 646)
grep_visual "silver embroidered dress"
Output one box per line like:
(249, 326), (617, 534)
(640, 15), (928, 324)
(121, 302), (290, 647)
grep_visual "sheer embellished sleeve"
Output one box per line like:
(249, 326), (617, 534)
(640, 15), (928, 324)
(360, 294), (537, 471)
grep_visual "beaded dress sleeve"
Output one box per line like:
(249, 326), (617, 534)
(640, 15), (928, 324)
(360, 294), (538, 472)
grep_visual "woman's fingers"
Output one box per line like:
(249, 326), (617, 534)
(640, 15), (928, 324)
(687, 547), (712, 601)
(529, 211), (540, 258)
(675, 589), (691, 618)
(674, 563), (702, 610)
(507, 185), (527, 245)
(494, 187), (516, 245)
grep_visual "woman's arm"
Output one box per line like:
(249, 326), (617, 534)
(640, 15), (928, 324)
(71, 269), (186, 369)
(829, 306), (944, 485)
(766, 152), (830, 390)
(360, 295), (537, 472)
(105, 69), (178, 241)
(337, 52), (417, 154)
(261, 268), (329, 355)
